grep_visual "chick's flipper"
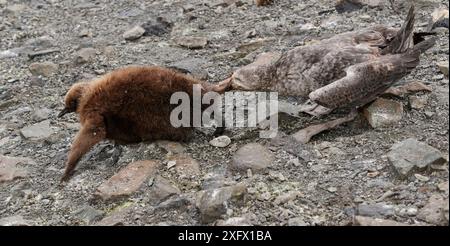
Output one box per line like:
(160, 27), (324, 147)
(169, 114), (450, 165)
(61, 115), (106, 182)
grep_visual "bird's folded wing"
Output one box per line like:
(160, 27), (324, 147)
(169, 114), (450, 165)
(308, 55), (415, 109)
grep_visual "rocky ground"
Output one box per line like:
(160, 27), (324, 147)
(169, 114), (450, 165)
(0, 0), (449, 226)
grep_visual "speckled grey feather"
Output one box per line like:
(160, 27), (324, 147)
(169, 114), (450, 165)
(231, 6), (436, 110)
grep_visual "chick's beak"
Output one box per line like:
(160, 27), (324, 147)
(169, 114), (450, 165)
(58, 108), (69, 118)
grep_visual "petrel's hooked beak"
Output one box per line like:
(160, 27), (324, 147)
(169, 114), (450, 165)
(58, 108), (69, 118)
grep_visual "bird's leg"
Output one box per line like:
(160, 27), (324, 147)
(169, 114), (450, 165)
(61, 117), (106, 182)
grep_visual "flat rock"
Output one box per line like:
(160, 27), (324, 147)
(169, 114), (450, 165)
(4, 4), (28, 15)
(356, 203), (395, 217)
(95, 160), (159, 201)
(174, 36), (208, 49)
(363, 98), (403, 128)
(155, 195), (192, 211)
(387, 138), (446, 178)
(123, 26), (145, 41)
(437, 181), (449, 194)
(95, 205), (134, 226)
(354, 216), (410, 226)
(409, 95), (428, 110)
(0, 49), (19, 59)
(29, 62), (59, 77)
(209, 135), (231, 147)
(196, 183), (247, 223)
(167, 154), (200, 176)
(72, 205), (104, 225)
(0, 215), (32, 226)
(417, 194), (449, 225)
(32, 108), (52, 121)
(75, 48), (97, 64)
(437, 61), (449, 77)
(24, 35), (55, 49)
(230, 143), (273, 173)
(148, 176), (181, 205)
(20, 120), (55, 140)
(0, 155), (32, 183)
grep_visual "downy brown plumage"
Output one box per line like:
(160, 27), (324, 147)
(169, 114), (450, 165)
(59, 66), (231, 181)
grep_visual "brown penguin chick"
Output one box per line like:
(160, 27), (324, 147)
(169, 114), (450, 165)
(229, 6), (436, 116)
(58, 66), (232, 181)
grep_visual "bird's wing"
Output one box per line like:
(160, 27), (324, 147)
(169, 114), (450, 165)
(308, 37), (436, 109)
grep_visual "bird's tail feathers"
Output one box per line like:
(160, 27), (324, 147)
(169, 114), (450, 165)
(382, 5), (415, 54)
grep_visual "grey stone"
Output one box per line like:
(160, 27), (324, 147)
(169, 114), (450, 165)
(174, 36), (208, 49)
(230, 143), (274, 173)
(75, 48), (97, 64)
(29, 62), (58, 77)
(96, 206), (134, 226)
(356, 203), (395, 217)
(20, 120), (55, 140)
(0, 155), (33, 183)
(32, 108), (52, 121)
(429, 8), (449, 30)
(24, 36), (55, 49)
(417, 194), (448, 225)
(387, 138), (446, 178)
(72, 205), (104, 225)
(95, 160), (159, 201)
(354, 216), (410, 226)
(409, 95), (428, 110)
(363, 98), (403, 128)
(148, 176), (181, 205)
(197, 183), (247, 223)
(437, 181), (449, 194)
(0, 50), (19, 59)
(123, 26), (145, 40)
(209, 135), (232, 147)
(167, 154), (200, 177)
(155, 195), (192, 211)
(0, 215), (32, 226)
(437, 61), (449, 77)
(4, 4), (27, 15)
